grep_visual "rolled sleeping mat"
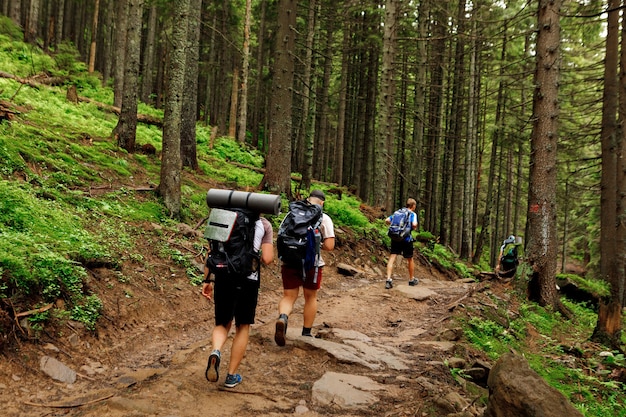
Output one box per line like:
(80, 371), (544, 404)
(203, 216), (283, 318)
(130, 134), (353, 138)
(205, 189), (281, 215)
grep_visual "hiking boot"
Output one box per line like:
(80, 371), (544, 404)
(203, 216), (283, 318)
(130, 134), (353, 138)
(224, 373), (242, 388)
(385, 280), (393, 289)
(274, 314), (288, 346)
(205, 349), (220, 383)
(408, 278), (419, 286)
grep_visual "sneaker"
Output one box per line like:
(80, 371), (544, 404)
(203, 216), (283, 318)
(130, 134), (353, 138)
(385, 280), (393, 289)
(409, 278), (419, 286)
(224, 373), (242, 388)
(205, 350), (220, 382)
(274, 314), (288, 346)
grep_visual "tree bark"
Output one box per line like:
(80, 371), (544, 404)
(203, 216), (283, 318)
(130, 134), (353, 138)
(113, 0), (129, 108)
(88, 0), (100, 73)
(181, 0), (201, 170)
(160, 0), (190, 218)
(260, 0), (298, 196)
(526, 0), (561, 310)
(592, 0), (622, 347)
(236, 0), (252, 145)
(113, 0), (143, 153)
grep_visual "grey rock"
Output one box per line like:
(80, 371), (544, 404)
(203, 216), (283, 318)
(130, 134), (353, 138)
(40, 356), (77, 384)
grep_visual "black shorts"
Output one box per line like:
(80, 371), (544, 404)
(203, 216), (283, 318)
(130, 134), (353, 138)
(213, 274), (259, 327)
(390, 239), (414, 258)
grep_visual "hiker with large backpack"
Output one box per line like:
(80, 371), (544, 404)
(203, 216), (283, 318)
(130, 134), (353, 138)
(274, 189), (335, 346)
(385, 198), (419, 289)
(201, 191), (276, 389)
(495, 235), (520, 278)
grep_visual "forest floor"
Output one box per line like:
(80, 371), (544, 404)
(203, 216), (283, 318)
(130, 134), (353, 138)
(0, 217), (507, 417)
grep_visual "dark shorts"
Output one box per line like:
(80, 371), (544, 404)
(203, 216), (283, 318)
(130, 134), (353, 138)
(281, 265), (323, 290)
(213, 274), (259, 327)
(390, 239), (414, 258)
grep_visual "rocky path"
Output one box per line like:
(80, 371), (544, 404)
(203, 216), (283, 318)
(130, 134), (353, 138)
(2, 258), (488, 417)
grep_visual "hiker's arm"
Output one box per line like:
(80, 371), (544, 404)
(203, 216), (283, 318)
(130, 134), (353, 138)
(322, 237), (335, 251)
(260, 242), (274, 265)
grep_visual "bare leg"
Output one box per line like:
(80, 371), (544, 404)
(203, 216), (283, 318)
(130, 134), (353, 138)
(228, 324), (250, 375)
(387, 254), (398, 280)
(278, 288), (300, 316)
(407, 257), (415, 280)
(302, 288), (318, 328)
(212, 322), (232, 351)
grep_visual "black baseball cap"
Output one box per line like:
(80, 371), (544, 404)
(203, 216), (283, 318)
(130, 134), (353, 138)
(310, 189), (325, 201)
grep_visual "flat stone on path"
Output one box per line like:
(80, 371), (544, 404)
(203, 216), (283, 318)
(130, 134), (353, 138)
(39, 356), (76, 384)
(312, 371), (384, 409)
(395, 284), (437, 301)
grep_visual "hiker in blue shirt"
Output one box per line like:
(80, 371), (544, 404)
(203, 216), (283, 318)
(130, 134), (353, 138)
(385, 198), (419, 289)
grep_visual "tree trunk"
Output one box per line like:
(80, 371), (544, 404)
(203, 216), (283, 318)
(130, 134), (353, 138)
(298, 0), (317, 189)
(461, 14), (478, 260)
(113, 0), (143, 153)
(113, 0), (129, 108)
(592, 0), (622, 347)
(251, 0), (267, 149)
(160, 0), (189, 218)
(236, 0), (252, 145)
(181, 0), (201, 170)
(374, 0), (399, 210)
(526, 0), (561, 310)
(140, 4), (158, 104)
(228, 67), (239, 138)
(88, 0), (100, 73)
(260, 0), (297, 196)
(424, 4), (446, 232)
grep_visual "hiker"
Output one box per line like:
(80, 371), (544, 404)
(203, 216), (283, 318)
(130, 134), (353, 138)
(385, 198), (419, 289)
(495, 235), (519, 278)
(201, 214), (274, 388)
(274, 189), (335, 345)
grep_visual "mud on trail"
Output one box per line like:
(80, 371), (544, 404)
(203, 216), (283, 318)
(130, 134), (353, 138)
(0, 227), (490, 417)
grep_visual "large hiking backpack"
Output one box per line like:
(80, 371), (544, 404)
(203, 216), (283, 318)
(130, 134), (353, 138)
(277, 200), (323, 273)
(204, 208), (259, 277)
(387, 208), (412, 242)
(499, 243), (518, 276)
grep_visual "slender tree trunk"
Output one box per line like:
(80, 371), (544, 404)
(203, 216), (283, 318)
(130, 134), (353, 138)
(160, 0), (189, 218)
(375, 0), (399, 210)
(334, 8), (349, 186)
(424, 5), (446, 232)
(461, 15), (478, 260)
(141, 4), (158, 104)
(299, 0), (316, 188)
(260, 0), (297, 196)
(251, 0), (267, 148)
(55, 0), (65, 49)
(526, 0), (561, 310)
(181, 0), (201, 170)
(113, 0), (129, 108)
(113, 0), (143, 153)
(88, 0), (100, 73)
(592, 0), (622, 347)
(236, 0), (252, 145)
(228, 67), (239, 138)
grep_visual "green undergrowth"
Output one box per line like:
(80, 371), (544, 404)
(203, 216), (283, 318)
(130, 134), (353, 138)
(459, 288), (626, 417)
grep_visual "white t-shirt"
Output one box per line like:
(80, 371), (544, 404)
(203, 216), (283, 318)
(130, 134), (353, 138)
(318, 213), (334, 267)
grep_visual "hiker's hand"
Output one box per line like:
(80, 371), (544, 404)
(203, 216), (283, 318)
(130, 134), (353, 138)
(201, 282), (214, 301)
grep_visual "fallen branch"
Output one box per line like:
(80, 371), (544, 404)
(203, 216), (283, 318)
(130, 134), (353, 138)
(15, 303), (53, 318)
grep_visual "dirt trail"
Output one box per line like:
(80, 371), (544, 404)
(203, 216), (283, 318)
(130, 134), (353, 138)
(1, 239), (484, 417)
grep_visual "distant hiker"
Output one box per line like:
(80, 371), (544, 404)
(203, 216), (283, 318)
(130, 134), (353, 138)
(274, 189), (335, 345)
(495, 235), (519, 278)
(201, 212), (274, 389)
(385, 198), (419, 289)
